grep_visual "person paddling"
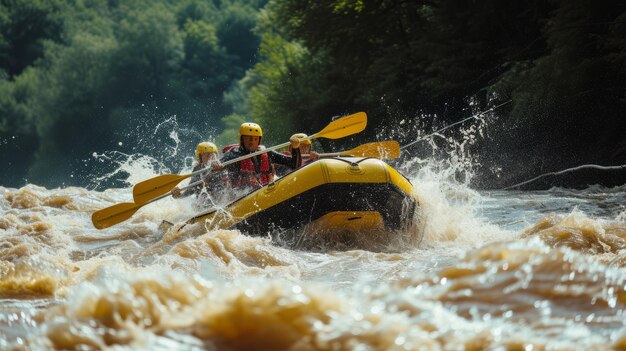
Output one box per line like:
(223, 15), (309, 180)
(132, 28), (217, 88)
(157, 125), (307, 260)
(275, 133), (321, 177)
(289, 133), (320, 167)
(213, 122), (302, 189)
(171, 142), (221, 199)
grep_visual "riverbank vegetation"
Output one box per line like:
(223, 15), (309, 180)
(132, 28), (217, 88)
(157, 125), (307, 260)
(1, 0), (624, 188)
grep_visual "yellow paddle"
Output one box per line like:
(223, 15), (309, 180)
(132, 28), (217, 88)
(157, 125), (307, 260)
(131, 112), (367, 204)
(306, 140), (400, 159)
(91, 183), (200, 230)
(91, 201), (142, 230)
(158, 141), (398, 206)
(92, 112), (367, 229)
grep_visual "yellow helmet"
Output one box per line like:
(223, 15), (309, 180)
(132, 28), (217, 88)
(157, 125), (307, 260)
(195, 142), (218, 161)
(291, 133), (311, 145)
(239, 122), (263, 137)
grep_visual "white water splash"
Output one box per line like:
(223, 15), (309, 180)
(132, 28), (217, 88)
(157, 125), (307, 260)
(88, 115), (215, 189)
(90, 151), (169, 189)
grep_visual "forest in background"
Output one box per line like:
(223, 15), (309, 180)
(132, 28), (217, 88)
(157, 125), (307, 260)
(1, 0), (625, 189)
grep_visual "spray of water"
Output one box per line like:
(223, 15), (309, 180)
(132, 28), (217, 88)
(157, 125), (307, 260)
(88, 115), (216, 190)
(83, 102), (518, 254)
(392, 101), (517, 251)
(90, 151), (168, 189)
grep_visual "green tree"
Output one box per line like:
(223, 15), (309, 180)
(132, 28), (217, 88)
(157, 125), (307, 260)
(0, 68), (37, 135)
(221, 30), (334, 144)
(217, 1), (260, 70)
(0, 0), (64, 77)
(26, 32), (118, 184)
(175, 0), (218, 27)
(216, 112), (246, 147)
(180, 19), (233, 101)
(0, 67), (39, 185)
(111, 3), (183, 103)
(1, 0), (269, 187)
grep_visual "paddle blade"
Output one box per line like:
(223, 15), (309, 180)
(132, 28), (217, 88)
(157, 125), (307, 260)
(341, 140), (401, 159)
(132, 173), (189, 204)
(314, 112), (367, 140)
(92, 202), (141, 229)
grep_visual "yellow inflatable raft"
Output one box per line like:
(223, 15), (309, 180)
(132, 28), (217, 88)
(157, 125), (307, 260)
(183, 157), (418, 237)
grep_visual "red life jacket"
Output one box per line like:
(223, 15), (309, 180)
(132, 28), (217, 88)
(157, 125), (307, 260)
(232, 146), (274, 188)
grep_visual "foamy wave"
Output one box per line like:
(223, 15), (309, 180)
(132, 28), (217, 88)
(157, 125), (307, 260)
(523, 210), (626, 256)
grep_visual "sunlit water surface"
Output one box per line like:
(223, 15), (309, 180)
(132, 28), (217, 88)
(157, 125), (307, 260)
(1, 159), (625, 351)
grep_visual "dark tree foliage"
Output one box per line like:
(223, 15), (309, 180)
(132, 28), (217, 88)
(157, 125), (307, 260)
(247, 0), (560, 143)
(0, 0), (624, 189)
(0, 0), (263, 187)
(241, 0), (625, 188)
(0, 0), (64, 77)
(484, 0), (626, 187)
(216, 2), (260, 70)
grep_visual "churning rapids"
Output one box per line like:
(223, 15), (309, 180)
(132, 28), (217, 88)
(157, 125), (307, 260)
(1, 157), (625, 350)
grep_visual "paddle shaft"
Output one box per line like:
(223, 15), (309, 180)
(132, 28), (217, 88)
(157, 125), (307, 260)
(302, 140), (401, 159)
(173, 132), (343, 193)
(133, 112), (366, 204)
(173, 144), (297, 193)
(306, 153), (339, 157)
(132, 136), (317, 203)
(142, 188), (177, 206)
(146, 176), (207, 202)
(177, 177), (206, 192)
(184, 133), (325, 179)
(181, 139), (398, 191)
(176, 138), (312, 191)
(95, 113), (367, 229)
(301, 152), (383, 157)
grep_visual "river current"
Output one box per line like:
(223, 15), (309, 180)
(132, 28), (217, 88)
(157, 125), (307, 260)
(1, 159), (625, 350)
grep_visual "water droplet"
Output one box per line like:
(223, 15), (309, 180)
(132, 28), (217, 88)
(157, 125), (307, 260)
(292, 285), (302, 294)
